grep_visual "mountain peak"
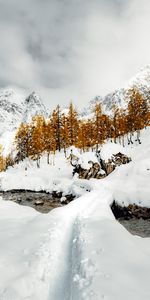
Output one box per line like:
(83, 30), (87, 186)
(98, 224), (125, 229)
(0, 89), (48, 147)
(129, 64), (150, 89)
(140, 64), (150, 72)
(23, 91), (48, 123)
(24, 91), (42, 104)
(0, 88), (26, 105)
(81, 65), (150, 119)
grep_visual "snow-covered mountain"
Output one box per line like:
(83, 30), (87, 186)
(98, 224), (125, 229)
(80, 65), (150, 118)
(79, 89), (128, 118)
(23, 92), (48, 123)
(0, 98), (22, 137)
(79, 96), (103, 119)
(0, 89), (48, 133)
(0, 65), (150, 153)
(0, 89), (48, 154)
(129, 65), (150, 91)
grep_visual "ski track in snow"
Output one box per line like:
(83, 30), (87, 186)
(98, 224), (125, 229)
(0, 188), (113, 300)
(34, 189), (113, 300)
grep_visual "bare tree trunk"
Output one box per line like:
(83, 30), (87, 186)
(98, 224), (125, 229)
(47, 152), (50, 164)
(136, 130), (141, 144)
(122, 135), (125, 147)
(37, 157), (40, 168)
(64, 147), (66, 157)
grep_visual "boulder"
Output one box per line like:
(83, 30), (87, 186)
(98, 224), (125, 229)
(112, 152), (131, 166)
(72, 150), (131, 180)
(128, 204), (150, 219)
(34, 200), (44, 206)
(111, 201), (150, 220)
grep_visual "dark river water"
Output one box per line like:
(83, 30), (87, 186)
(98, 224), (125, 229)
(1, 191), (150, 238)
(0, 191), (65, 213)
(119, 218), (150, 238)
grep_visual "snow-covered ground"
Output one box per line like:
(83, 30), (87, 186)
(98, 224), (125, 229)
(0, 127), (150, 299)
(101, 128), (150, 207)
(0, 128), (149, 207)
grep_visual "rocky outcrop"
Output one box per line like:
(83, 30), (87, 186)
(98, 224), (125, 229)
(100, 152), (131, 176)
(112, 152), (131, 165)
(111, 201), (150, 220)
(72, 152), (131, 180)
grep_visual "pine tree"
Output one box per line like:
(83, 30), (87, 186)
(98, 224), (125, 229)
(0, 145), (6, 171)
(67, 102), (78, 146)
(127, 88), (148, 143)
(86, 119), (95, 149)
(111, 104), (120, 143)
(15, 122), (32, 161)
(5, 154), (14, 169)
(51, 105), (62, 151)
(44, 119), (56, 163)
(30, 116), (45, 167)
(61, 113), (69, 156)
(77, 120), (87, 151)
(94, 103), (105, 149)
(117, 109), (127, 146)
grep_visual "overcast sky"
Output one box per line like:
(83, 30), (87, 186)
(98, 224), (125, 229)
(0, 0), (150, 108)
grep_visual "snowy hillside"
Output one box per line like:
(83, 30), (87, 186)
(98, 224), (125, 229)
(0, 128), (149, 299)
(0, 127), (149, 204)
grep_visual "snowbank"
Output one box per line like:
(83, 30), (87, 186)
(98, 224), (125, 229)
(100, 142), (129, 162)
(102, 128), (150, 207)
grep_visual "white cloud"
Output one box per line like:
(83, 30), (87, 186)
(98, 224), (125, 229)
(0, 0), (150, 108)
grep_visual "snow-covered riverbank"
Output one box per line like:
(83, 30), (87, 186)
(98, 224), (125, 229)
(0, 127), (150, 299)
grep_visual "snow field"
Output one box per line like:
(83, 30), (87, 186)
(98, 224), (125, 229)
(0, 186), (150, 299)
(0, 128), (149, 299)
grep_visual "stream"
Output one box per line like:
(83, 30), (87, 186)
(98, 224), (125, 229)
(118, 218), (150, 238)
(1, 191), (150, 237)
(0, 191), (68, 213)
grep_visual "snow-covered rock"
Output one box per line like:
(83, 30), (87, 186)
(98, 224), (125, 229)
(71, 144), (131, 179)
